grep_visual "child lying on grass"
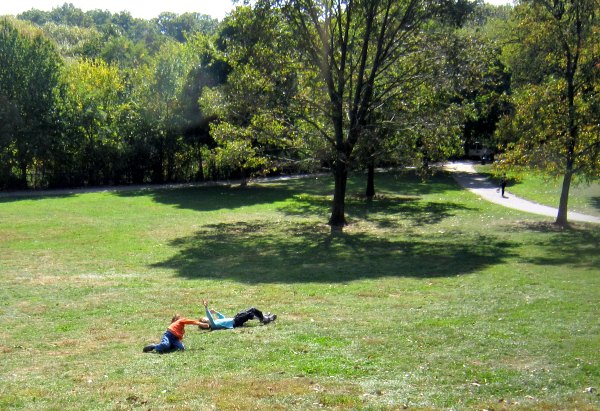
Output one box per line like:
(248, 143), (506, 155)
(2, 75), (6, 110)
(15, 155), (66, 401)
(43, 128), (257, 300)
(143, 314), (203, 353)
(199, 299), (277, 330)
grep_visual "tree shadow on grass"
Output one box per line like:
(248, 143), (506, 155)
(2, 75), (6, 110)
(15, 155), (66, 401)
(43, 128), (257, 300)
(113, 171), (463, 217)
(0, 192), (77, 203)
(279, 192), (475, 228)
(515, 222), (600, 269)
(151, 221), (516, 283)
(115, 178), (332, 212)
(141, 172), (495, 283)
(347, 192), (476, 227)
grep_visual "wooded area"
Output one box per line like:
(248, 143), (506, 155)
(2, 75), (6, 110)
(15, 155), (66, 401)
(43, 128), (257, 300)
(1, 0), (598, 226)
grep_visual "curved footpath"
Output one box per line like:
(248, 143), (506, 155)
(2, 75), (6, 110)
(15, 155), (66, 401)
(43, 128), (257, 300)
(444, 161), (600, 224)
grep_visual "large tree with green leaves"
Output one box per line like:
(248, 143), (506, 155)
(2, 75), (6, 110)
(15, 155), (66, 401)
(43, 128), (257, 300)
(269, 0), (434, 227)
(200, 5), (302, 185)
(351, 26), (467, 196)
(128, 40), (198, 182)
(56, 58), (129, 186)
(497, 0), (599, 226)
(0, 19), (62, 188)
(354, 6), (510, 196)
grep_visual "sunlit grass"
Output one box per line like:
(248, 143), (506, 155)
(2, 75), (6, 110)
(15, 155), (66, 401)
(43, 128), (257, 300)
(1, 171), (599, 410)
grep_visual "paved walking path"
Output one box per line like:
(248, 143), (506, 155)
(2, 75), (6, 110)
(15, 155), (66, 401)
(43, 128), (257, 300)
(444, 161), (600, 224)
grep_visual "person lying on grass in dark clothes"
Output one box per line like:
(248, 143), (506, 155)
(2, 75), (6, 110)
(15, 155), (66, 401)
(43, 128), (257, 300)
(143, 314), (203, 353)
(198, 299), (277, 330)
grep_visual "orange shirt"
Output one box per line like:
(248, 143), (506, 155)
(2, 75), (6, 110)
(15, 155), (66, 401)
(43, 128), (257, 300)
(168, 318), (202, 340)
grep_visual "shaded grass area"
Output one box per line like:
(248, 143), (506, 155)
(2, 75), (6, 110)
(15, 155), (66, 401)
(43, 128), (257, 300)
(153, 220), (514, 282)
(1, 171), (599, 410)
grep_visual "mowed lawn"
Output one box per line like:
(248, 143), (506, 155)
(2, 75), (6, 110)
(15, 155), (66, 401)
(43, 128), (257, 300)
(0, 171), (598, 410)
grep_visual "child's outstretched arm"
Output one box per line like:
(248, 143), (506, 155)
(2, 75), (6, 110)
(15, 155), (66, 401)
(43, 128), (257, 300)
(203, 299), (225, 318)
(203, 300), (218, 329)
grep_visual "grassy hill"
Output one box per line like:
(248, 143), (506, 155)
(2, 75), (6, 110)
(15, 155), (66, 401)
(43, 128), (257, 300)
(1, 171), (598, 410)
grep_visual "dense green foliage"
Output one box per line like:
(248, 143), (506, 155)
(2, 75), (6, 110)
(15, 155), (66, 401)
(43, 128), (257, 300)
(0, 20), (62, 188)
(0, 1), (509, 193)
(0, 8), (221, 189)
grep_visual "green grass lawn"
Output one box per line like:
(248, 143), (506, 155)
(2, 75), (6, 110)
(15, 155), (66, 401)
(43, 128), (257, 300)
(1, 171), (599, 410)
(476, 165), (600, 218)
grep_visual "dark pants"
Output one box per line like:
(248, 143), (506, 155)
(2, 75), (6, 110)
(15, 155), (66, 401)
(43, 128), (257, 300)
(233, 307), (264, 327)
(153, 330), (184, 353)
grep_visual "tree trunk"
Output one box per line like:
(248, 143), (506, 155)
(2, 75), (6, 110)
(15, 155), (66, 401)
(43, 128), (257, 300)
(329, 158), (348, 227)
(19, 160), (28, 189)
(366, 162), (375, 199)
(240, 167), (248, 187)
(556, 51), (577, 227)
(196, 145), (205, 182)
(154, 137), (165, 184)
(556, 169), (572, 226)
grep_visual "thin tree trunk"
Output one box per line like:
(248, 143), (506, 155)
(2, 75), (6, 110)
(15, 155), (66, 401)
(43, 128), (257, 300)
(556, 169), (572, 226)
(196, 145), (204, 182)
(329, 157), (348, 227)
(19, 160), (28, 189)
(366, 162), (375, 199)
(240, 167), (248, 187)
(556, 50), (577, 226)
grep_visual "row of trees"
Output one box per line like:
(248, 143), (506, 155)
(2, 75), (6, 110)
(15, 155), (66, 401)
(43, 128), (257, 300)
(1, 11), (222, 189)
(1, 0), (598, 226)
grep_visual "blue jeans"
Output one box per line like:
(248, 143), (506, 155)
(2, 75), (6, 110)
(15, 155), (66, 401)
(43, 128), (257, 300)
(154, 330), (184, 353)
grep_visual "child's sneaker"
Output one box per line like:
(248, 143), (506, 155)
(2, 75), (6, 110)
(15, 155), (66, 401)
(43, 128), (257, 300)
(143, 345), (155, 353)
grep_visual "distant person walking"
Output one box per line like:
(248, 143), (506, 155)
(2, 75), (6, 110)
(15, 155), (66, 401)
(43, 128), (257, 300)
(501, 175), (507, 198)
